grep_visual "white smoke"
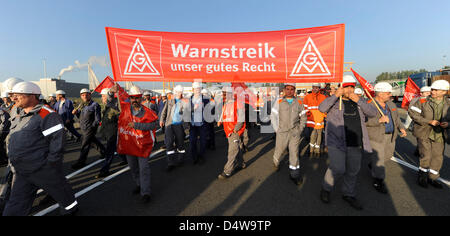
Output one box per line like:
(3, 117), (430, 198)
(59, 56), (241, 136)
(59, 56), (110, 77)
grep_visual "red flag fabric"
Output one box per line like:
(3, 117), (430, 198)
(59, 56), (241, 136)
(401, 77), (420, 109)
(351, 68), (375, 98)
(94, 76), (130, 101)
(231, 82), (258, 109)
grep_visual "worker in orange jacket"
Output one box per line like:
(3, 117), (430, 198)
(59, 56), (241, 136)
(303, 83), (327, 156)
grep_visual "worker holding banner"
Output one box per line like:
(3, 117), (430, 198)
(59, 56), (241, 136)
(303, 83), (327, 157)
(408, 80), (450, 189)
(217, 87), (247, 179)
(271, 83), (307, 186)
(112, 84), (158, 203)
(365, 82), (407, 194)
(319, 75), (377, 210)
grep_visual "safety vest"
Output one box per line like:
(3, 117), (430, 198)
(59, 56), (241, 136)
(303, 92), (327, 129)
(117, 103), (158, 158)
(222, 100), (246, 137)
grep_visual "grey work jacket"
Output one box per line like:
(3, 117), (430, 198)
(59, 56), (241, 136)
(7, 104), (65, 175)
(365, 100), (405, 143)
(408, 96), (450, 142)
(160, 98), (189, 127)
(319, 95), (377, 153)
(270, 97), (307, 134)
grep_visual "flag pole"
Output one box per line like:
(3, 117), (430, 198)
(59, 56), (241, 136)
(363, 88), (385, 117)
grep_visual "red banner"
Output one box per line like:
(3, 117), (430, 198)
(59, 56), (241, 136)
(351, 68), (375, 98)
(94, 76), (129, 101)
(106, 24), (345, 83)
(401, 77), (420, 109)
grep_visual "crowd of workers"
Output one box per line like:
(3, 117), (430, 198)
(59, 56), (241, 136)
(0, 75), (449, 216)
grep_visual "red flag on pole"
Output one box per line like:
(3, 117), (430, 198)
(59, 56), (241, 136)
(401, 77), (420, 109)
(351, 68), (375, 98)
(94, 76), (129, 101)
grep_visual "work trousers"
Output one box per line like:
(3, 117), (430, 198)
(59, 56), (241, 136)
(369, 134), (396, 180)
(309, 128), (323, 152)
(323, 146), (362, 197)
(189, 124), (208, 160)
(3, 163), (77, 216)
(99, 133), (127, 174)
(165, 124), (186, 167)
(65, 121), (81, 139)
(78, 127), (105, 164)
(273, 129), (301, 179)
(417, 138), (445, 180)
(126, 155), (151, 196)
(223, 133), (244, 175)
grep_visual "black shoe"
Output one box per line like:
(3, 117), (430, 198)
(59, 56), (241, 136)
(141, 195), (151, 204)
(95, 171), (110, 179)
(193, 158), (199, 165)
(290, 176), (303, 186)
(218, 173), (230, 180)
(368, 163), (372, 170)
(198, 155), (205, 165)
(373, 179), (388, 194)
(428, 179), (444, 189)
(62, 206), (79, 216)
(342, 196), (363, 210)
(132, 186), (141, 195)
(166, 165), (175, 172)
(71, 162), (86, 170)
(418, 171), (428, 188)
(320, 189), (331, 204)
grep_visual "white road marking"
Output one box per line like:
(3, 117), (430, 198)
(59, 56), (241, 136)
(33, 149), (166, 216)
(390, 156), (450, 187)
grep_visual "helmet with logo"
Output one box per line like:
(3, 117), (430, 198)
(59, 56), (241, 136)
(374, 82), (393, 93)
(80, 88), (90, 94)
(11, 82), (41, 95)
(431, 80), (450, 91)
(1, 92), (9, 98)
(3, 77), (24, 93)
(129, 86), (142, 96)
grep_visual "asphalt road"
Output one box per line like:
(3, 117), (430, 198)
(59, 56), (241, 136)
(3, 106), (450, 216)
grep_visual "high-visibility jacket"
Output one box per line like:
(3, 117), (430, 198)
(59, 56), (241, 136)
(222, 100), (246, 137)
(303, 92), (327, 129)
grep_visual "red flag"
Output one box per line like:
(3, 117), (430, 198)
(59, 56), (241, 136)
(94, 76), (129, 101)
(231, 82), (257, 109)
(351, 68), (375, 98)
(401, 77), (420, 109)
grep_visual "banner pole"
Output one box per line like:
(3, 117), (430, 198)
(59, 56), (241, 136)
(364, 88), (385, 117)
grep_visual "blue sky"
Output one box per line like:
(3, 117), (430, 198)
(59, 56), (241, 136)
(0, 0), (449, 88)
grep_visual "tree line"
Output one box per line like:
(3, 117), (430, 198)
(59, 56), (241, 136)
(375, 69), (427, 82)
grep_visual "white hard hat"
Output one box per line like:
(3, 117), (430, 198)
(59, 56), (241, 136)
(143, 91), (151, 96)
(299, 93), (305, 97)
(1, 92), (9, 98)
(39, 94), (45, 100)
(431, 80), (450, 91)
(166, 90), (173, 94)
(11, 82), (41, 95)
(55, 90), (66, 95)
(284, 83), (296, 88)
(49, 93), (56, 97)
(80, 88), (90, 94)
(374, 82), (393, 93)
(192, 82), (203, 89)
(3, 77), (24, 92)
(342, 75), (357, 87)
(100, 88), (110, 95)
(128, 86), (142, 96)
(201, 88), (210, 94)
(354, 88), (364, 95)
(222, 87), (233, 93)
(420, 86), (431, 93)
(174, 85), (183, 93)
(312, 83), (321, 88)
